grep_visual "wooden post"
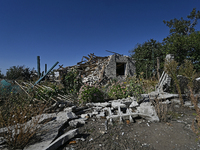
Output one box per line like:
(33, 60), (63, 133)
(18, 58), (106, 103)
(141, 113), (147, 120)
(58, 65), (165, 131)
(146, 63), (148, 79)
(157, 57), (160, 81)
(37, 56), (41, 77)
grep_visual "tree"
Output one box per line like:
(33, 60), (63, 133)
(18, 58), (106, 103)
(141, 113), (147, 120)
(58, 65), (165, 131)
(163, 8), (200, 71)
(163, 8), (200, 35)
(129, 39), (165, 78)
(0, 70), (4, 79)
(163, 29), (200, 72)
(6, 65), (35, 80)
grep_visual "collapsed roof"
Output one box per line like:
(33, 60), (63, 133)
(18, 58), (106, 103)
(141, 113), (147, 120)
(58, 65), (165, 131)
(57, 53), (136, 84)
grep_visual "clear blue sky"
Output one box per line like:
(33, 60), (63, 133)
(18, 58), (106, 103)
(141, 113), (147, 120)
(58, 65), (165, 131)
(0, 0), (200, 75)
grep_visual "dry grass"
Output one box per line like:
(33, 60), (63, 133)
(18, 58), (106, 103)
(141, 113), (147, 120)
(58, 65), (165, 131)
(189, 88), (200, 140)
(0, 92), (46, 149)
(143, 79), (158, 93)
(164, 59), (183, 106)
(152, 98), (174, 122)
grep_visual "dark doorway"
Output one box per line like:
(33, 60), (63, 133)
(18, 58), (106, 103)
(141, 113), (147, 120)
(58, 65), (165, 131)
(116, 63), (126, 76)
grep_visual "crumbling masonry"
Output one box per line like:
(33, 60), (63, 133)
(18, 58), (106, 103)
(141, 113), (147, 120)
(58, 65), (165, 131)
(57, 53), (136, 84)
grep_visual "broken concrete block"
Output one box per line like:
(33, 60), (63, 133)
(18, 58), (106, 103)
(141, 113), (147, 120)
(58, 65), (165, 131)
(111, 101), (127, 109)
(81, 113), (89, 119)
(69, 118), (87, 127)
(160, 100), (171, 104)
(92, 110), (99, 115)
(137, 102), (159, 122)
(184, 101), (192, 107)
(129, 101), (139, 108)
(148, 91), (179, 100)
(96, 111), (105, 119)
(64, 106), (76, 113)
(92, 106), (103, 111)
(24, 114), (73, 150)
(66, 112), (78, 120)
(106, 106), (138, 123)
(171, 99), (181, 104)
(38, 113), (57, 124)
(86, 102), (111, 107)
(56, 112), (78, 121)
(45, 129), (78, 150)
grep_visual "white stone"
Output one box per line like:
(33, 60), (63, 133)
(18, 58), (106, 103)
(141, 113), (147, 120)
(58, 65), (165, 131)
(64, 106), (76, 112)
(45, 129), (78, 150)
(96, 111), (105, 118)
(160, 100), (171, 104)
(56, 112), (77, 121)
(129, 101), (139, 108)
(171, 99), (181, 104)
(111, 101), (127, 109)
(81, 114), (89, 119)
(137, 102), (159, 122)
(69, 118), (86, 127)
(184, 101), (192, 107)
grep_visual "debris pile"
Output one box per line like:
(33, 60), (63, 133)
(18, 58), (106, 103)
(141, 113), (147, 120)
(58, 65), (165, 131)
(12, 95), (160, 150)
(57, 53), (136, 85)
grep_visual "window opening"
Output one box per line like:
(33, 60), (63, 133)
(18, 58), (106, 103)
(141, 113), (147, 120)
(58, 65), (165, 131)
(116, 63), (126, 76)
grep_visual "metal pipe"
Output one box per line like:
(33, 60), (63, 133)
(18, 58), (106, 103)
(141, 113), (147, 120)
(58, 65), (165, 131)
(33, 61), (59, 86)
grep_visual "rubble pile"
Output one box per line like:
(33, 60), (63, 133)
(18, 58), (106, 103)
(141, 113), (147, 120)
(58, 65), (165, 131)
(0, 95), (160, 150)
(1, 91), (200, 150)
(57, 53), (110, 85)
(57, 53), (136, 85)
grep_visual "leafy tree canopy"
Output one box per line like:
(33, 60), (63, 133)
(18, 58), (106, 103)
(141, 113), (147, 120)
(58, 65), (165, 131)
(6, 65), (35, 80)
(163, 8), (200, 71)
(129, 39), (165, 78)
(0, 70), (4, 79)
(129, 8), (200, 77)
(163, 31), (200, 71)
(163, 8), (200, 35)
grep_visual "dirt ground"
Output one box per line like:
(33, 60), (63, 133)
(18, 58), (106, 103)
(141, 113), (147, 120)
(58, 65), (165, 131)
(59, 104), (200, 150)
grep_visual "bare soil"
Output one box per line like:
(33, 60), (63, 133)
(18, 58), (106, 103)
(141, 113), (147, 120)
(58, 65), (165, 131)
(59, 104), (200, 150)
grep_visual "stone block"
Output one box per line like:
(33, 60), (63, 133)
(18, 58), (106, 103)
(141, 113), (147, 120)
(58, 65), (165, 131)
(45, 129), (78, 150)
(137, 102), (159, 122)
(129, 101), (139, 108)
(111, 101), (127, 109)
(69, 118), (86, 127)
(96, 111), (105, 118)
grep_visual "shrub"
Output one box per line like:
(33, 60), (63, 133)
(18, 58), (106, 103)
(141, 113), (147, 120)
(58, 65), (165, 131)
(126, 74), (144, 101)
(164, 59), (183, 106)
(78, 83), (104, 105)
(179, 60), (200, 139)
(61, 69), (83, 96)
(6, 65), (35, 81)
(107, 81), (127, 99)
(0, 69), (4, 79)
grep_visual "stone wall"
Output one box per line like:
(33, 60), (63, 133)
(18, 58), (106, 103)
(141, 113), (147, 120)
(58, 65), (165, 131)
(58, 53), (136, 85)
(105, 54), (136, 81)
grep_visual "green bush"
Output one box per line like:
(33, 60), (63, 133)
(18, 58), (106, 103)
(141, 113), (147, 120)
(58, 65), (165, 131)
(126, 74), (144, 101)
(78, 83), (104, 105)
(61, 69), (83, 96)
(107, 81), (127, 99)
(6, 65), (34, 81)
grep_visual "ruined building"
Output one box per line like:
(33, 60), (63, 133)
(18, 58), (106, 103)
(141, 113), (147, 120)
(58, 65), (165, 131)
(57, 53), (136, 85)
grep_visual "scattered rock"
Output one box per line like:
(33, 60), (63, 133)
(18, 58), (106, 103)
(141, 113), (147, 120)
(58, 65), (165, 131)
(111, 101), (127, 109)
(45, 129), (78, 150)
(137, 102), (159, 122)
(69, 118), (87, 127)
(129, 100), (139, 108)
